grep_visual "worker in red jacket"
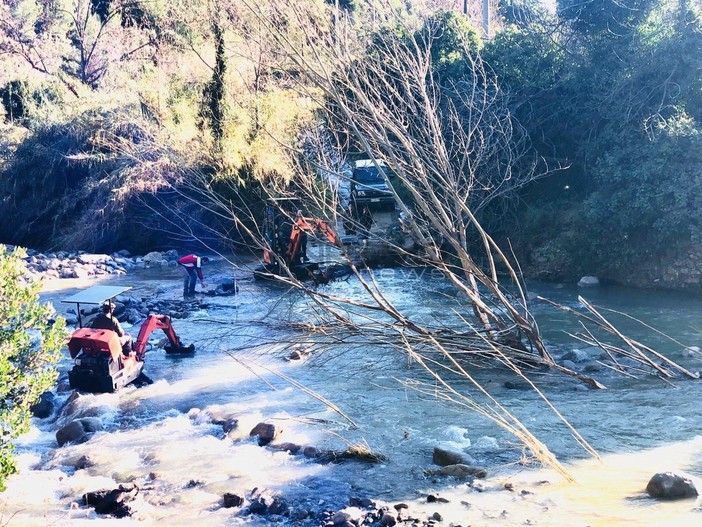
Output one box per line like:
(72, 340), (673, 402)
(178, 254), (210, 297)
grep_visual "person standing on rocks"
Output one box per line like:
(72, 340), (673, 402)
(91, 303), (133, 354)
(178, 254), (209, 297)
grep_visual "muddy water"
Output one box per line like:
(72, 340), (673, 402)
(4, 257), (702, 526)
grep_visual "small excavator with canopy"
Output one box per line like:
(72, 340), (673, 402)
(63, 285), (194, 393)
(255, 199), (342, 282)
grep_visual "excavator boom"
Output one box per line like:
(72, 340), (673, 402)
(133, 314), (194, 359)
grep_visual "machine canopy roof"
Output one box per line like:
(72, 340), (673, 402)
(61, 285), (132, 305)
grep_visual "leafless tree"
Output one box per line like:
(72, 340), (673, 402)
(100, 0), (697, 477)
(0, 0), (155, 92)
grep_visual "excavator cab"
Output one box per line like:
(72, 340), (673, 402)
(63, 285), (194, 393)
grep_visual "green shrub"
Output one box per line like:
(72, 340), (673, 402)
(0, 245), (66, 490)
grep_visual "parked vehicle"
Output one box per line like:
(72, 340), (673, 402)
(350, 159), (394, 206)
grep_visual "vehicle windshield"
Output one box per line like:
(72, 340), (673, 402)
(353, 166), (390, 184)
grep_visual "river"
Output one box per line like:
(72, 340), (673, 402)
(3, 256), (702, 526)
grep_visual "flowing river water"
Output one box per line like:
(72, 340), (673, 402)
(4, 256), (702, 526)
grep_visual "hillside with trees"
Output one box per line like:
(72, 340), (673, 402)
(0, 0), (701, 292)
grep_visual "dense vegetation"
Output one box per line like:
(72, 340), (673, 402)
(0, 246), (66, 489)
(0, 0), (700, 289)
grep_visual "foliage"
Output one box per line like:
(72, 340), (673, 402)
(0, 106), (197, 251)
(557, 0), (657, 37)
(582, 115), (702, 270)
(484, 0), (702, 279)
(416, 10), (481, 82)
(0, 245), (66, 490)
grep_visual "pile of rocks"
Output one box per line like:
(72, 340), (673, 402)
(18, 247), (182, 281)
(63, 294), (197, 327)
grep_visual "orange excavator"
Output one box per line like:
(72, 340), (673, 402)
(63, 286), (194, 393)
(255, 202), (341, 282)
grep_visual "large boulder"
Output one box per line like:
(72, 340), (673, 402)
(30, 391), (56, 419)
(577, 276), (600, 288)
(77, 254), (111, 265)
(56, 417), (104, 446)
(646, 472), (698, 500)
(223, 492), (244, 508)
(143, 251), (168, 266)
(432, 446), (471, 467)
(250, 422), (280, 446)
(84, 483), (139, 518)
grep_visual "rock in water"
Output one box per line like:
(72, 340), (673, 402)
(249, 422), (280, 446)
(646, 472), (698, 500)
(56, 417), (104, 446)
(30, 391), (55, 418)
(432, 446), (471, 466)
(83, 483), (139, 518)
(577, 276), (600, 287)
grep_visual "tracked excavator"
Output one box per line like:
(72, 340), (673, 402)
(254, 201), (342, 282)
(63, 286), (194, 393)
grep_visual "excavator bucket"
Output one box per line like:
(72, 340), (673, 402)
(164, 343), (195, 354)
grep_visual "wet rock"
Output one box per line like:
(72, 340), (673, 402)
(56, 417), (103, 446)
(274, 442), (302, 454)
(503, 380), (530, 390)
(221, 278), (239, 293)
(268, 496), (289, 515)
(223, 417), (239, 438)
(83, 482), (139, 518)
(682, 346), (701, 358)
(560, 359), (577, 370)
(646, 472), (698, 500)
(393, 503), (409, 511)
(560, 349), (591, 363)
(250, 422), (280, 446)
(429, 464), (487, 479)
(30, 391), (56, 419)
(303, 446), (319, 458)
(583, 361), (602, 373)
(332, 511), (352, 525)
(433, 446), (471, 467)
(380, 512), (397, 526)
(75, 455), (95, 470)
(426, 494), (450, 504)
(431, 511), (443, 521)
(223, 492), (244, 508)
(248, 496), (268, 515)
(577, 276), (600, 287)
(349, 497), (375, 509)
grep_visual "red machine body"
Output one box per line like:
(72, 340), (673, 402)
(67, 314), (193, 393)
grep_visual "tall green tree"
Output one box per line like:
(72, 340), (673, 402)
(0, 245), (66, 490)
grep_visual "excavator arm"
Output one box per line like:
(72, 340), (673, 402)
(284, 214), (340, 265)
(133, 314), (194, 359)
